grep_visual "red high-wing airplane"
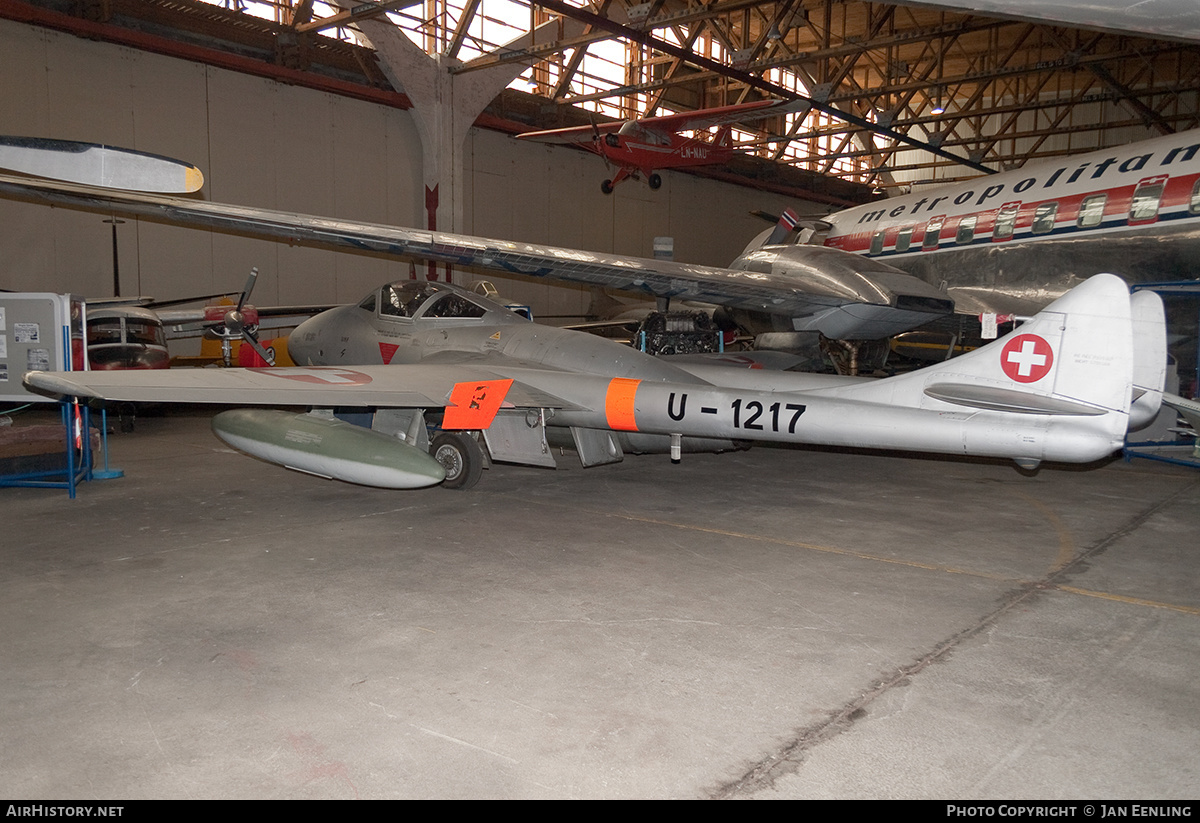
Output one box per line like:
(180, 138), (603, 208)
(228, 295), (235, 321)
(517, 99), (785, 194)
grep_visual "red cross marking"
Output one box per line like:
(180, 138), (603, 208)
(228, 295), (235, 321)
(1000, 334), (1054, 383)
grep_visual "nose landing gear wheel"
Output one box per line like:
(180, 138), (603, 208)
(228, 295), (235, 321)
(648, 173), (662, 189)
(431, 432), (484, 490)
(601, 179), (614, 194)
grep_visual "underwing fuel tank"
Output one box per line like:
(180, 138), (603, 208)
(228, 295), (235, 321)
(211, 409), (446, 489)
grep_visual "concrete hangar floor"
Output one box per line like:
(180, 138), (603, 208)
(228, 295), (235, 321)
(1, 406), (1198, 800)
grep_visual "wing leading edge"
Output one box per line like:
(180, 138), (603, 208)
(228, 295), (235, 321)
(23, 363), (583, 412)
(517, 99), (786, 144)
(0, 172), (944, 336)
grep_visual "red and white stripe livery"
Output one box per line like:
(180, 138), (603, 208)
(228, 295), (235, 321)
(821, 129), (1200, 314)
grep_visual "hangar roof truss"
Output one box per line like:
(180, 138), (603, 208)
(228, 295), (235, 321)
(21, 0), (1200, 191)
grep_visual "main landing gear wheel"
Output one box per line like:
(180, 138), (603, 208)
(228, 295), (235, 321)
(601, 179), (614, 194)
(431, 432), (484, 490)
(648, 173), (662, 190)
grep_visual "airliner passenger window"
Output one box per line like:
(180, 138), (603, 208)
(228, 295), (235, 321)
(1032, 203), (1058, 235)
(993, 202), (1019, 240)
(922, 216), (944, 250)
(1130, 181), (1164, 222)
(896, 226), (914, 252)
(1190, 179), (1200, 214)
(1077, 194), (1107, 228)
(870, 230), (885, 255)
(955, 215), (977, 245)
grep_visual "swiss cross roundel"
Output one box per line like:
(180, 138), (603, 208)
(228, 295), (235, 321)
(1000, 334), (1054, 383)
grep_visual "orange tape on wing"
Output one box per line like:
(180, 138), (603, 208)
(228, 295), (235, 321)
(604, 378), (641, 431)
(443, 378), (513, 430)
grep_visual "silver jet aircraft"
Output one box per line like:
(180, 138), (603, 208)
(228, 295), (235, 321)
(25, 272), (1166, 490)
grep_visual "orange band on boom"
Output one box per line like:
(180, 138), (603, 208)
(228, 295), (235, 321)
(604, 378), (641, 431)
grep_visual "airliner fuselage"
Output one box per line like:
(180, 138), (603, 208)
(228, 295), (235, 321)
(822, 130), (1200, 314)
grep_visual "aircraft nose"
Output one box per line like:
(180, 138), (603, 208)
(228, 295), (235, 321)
(287, 313), (327, 365)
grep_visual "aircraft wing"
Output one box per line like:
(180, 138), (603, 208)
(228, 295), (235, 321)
(517, 100), (784, 144)
(24, 362), (583, 411)
(0, 172), (945, 338)
(625, 99), (787, 138)
(514, 122), (623, 144)
(0, 136), (203, 193)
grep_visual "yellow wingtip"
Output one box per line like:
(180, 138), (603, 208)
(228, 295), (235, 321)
(184, 165), (204, 193)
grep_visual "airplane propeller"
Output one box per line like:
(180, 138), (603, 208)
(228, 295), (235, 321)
(208, 267), (275, 366)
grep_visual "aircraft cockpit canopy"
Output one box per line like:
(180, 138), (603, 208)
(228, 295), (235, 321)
(84, 307), (170, 370)
(375, 281), (497, 321)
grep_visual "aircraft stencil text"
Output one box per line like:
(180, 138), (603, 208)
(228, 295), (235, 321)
(666, 392), (807, 434)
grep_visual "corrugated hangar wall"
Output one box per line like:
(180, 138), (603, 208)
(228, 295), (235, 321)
(0, 16), (812, 318)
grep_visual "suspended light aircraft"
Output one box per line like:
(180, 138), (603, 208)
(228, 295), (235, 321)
(517, 99), (788, 194)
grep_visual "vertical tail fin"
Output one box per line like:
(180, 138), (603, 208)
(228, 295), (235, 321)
(765, 208), (801, 246)
(828, 274), (1135, 423)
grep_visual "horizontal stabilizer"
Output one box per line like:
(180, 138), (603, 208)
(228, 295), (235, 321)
(923, 384), (1107, 415)
(1162, 393), (1200, 432)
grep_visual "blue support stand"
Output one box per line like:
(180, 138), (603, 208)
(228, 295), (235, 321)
(0, 402), (94, 498)
(1124, 440), (1200, 470)
(90, 408), (124, 481)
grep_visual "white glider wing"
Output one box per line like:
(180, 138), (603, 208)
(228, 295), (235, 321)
(0, 137), (203, 193)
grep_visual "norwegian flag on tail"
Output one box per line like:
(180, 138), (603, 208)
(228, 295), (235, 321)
(766, 208), (802, 245)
